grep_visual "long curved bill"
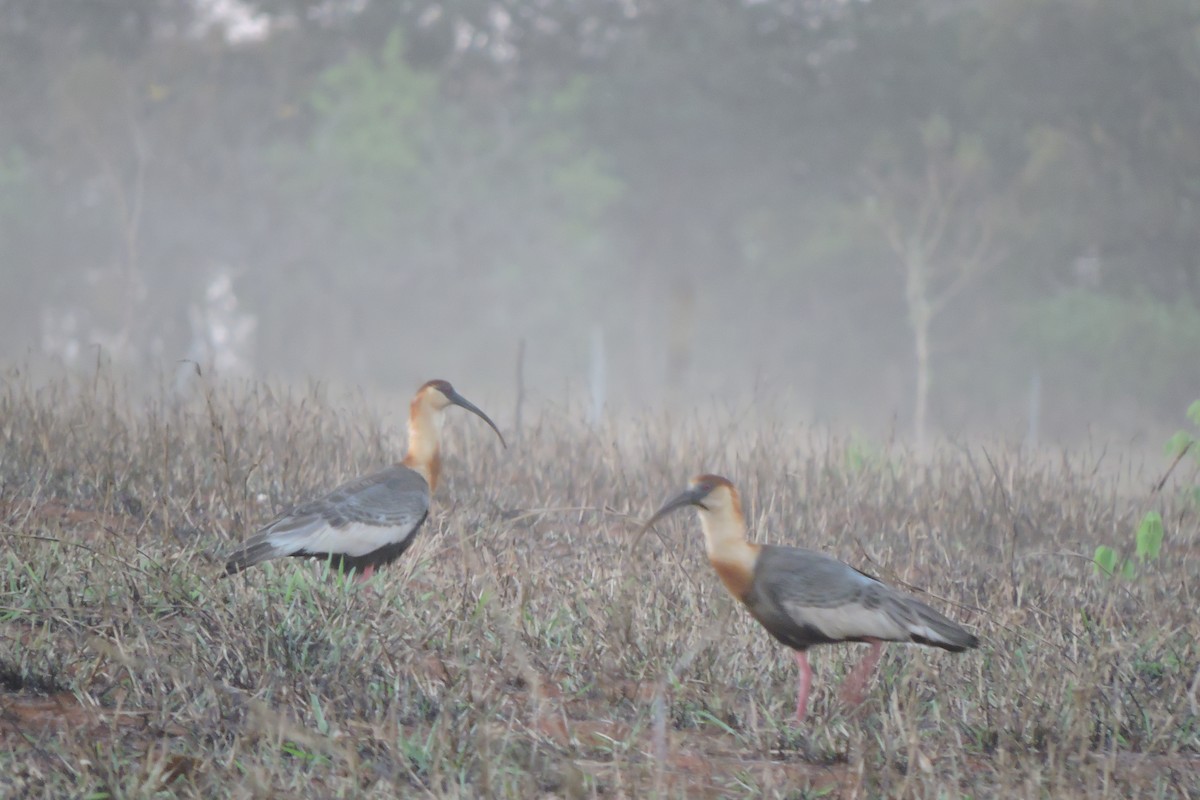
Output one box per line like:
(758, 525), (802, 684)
(630, 485), (705, 552)
(446, 388), (507, 448)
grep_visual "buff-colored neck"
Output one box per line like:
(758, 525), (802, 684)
(401, 393), (443, 491)
(698, 489), (759, 600)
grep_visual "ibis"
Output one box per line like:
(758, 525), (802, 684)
(638, 474), (978, 722)
(225, 379), (504, 580)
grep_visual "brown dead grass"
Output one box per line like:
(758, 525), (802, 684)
(0, 365), (1197, 798)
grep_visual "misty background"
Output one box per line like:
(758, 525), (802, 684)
(2, 0), (1198, 446)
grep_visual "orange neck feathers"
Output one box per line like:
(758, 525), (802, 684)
(697, 485), (760, 601)
(401, 390), (443, 491)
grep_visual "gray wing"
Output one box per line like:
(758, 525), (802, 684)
(749, 545), (977, 651)
(274, 467), (430, 530)
(225, 465), (430, 572)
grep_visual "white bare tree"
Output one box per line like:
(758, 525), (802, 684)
(864, 116), (1010, 448)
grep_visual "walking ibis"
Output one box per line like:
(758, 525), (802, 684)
(637, 474), (978, 722)
(225, 380), (504, 580)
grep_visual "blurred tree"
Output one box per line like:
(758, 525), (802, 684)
(971, 0), (1200, 303)
(1, 0), (1198, 438)
(581, 0), (828, 395)
(1019, 289), (1200, 435)
(862, 116), (1012, 447)
(266, 30), (623, 378)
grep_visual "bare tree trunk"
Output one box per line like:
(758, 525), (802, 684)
(864, 140), (1008, 451)
(666, 280), (695, 401)
(905, 247), (932, 449)
(513, 338), (526, 441)
(589, 325), (606, 428)
(913, 309), (931, 450)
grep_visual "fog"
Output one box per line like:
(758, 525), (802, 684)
(3, 0), (1199, 446)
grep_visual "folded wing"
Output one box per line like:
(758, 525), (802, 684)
(224, 465), (430, 574)
(752, 545), (978, 651)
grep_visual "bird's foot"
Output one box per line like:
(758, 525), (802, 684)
(837, 638), (883, 709)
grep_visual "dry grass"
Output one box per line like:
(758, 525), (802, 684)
(1, 366), (1197, 799)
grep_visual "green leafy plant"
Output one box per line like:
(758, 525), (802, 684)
(1093, 402), (1191, 578)
(1093, 510), (1164, 579)
(1164, 400), (1200, 505)
(1135, 511), (1164, 562)
(1092, 545), (1134, 579)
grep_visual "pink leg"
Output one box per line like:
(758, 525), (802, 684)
(838, 638), (883, 707)
(355, 564), (375, 583)
(794, 650), (813, 723)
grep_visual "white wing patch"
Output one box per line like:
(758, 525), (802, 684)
(268, 520), (419, 559)
(784, 601), (910, 643)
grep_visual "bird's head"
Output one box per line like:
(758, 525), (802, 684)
(633, 474), (743, 549)
(414, 379), (506, 447)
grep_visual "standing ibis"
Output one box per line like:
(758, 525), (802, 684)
(638, 474), (978, 722)
(225, 380), (504, 580)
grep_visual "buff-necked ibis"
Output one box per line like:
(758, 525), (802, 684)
(638, 474), (978, 722)
(225, 380), (504, 580)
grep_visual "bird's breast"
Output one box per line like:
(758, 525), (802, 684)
(709, 550), (758, 602)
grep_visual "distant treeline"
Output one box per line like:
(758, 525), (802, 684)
(2, 0), (1198, 440)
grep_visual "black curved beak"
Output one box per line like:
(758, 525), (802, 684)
(446, 388), (507, 448)
(631, 485), (705, 551)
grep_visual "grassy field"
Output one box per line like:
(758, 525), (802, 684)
(1, 368), (1197, 798)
